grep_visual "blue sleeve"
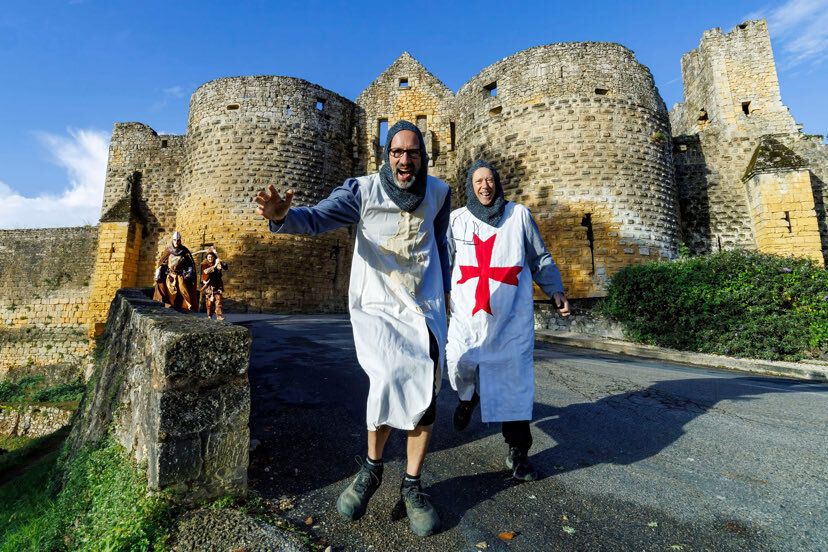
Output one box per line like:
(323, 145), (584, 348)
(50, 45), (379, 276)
(435, 188), (452, 292)
(268, 178), (361, 235)
(524, 210), (565, 297)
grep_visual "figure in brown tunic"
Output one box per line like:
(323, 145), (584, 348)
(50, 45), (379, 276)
(153, 231), (198, 312)
(200, 247), (228, 320)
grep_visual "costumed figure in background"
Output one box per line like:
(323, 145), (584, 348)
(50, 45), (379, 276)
(254, 121), (451, 537)
(153, 231), (198, 312)
(201, 247), (228, 320)
(446, 160), (571, 481)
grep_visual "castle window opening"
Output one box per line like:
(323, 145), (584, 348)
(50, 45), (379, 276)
(741, 101), (751, 116)
(489, 106), (503, 116)
(449, 122), (456, 151)
(399, 78), (409, 88)
(738, 23), (748, 29)
(783, 211), (792, 233)
(595, 88), (609, 96)
(485, 81), (498, 97)
(698, 109), (709, 122)
(226, 103), (240, 110)
(416, 115), (427, 136)
(560, 66), (564, 79)
(316, 99), (326, 111)
(161, 139), (168, 148)
(378, 119), (388, 145)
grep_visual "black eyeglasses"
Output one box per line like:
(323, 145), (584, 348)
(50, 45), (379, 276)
(389, 148), (421, 159)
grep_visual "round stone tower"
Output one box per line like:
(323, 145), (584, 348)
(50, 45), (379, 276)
(455, 43), (677, 297)
(174, 76), (357, 312)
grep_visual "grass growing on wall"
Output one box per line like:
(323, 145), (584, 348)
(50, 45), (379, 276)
(600, 250), (828, 361)
(0, 436), (176, 551)
(0, 376), (84, 405)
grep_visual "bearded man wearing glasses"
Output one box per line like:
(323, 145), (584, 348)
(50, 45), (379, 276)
(254, 120), (451, 537)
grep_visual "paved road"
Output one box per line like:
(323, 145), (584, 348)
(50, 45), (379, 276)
(233, 314), (828, 552)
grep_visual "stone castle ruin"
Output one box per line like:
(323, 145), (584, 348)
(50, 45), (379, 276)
(1, 19), (826, 383)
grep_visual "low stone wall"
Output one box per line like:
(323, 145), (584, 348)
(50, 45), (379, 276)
(0, 404), (74, 438)
(67, 289), (252, 501)
(534, 299), (625, 339)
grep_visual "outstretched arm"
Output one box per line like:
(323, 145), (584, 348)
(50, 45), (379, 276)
(254, 179), (361, 236)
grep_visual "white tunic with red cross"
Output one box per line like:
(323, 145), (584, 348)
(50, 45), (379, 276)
(446, 202), (538, 423)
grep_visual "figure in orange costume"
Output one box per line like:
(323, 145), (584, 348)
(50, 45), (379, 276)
(201, 247), (228, 320)
(153, 231), (198, 311)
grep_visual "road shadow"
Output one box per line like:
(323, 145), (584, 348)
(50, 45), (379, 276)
(428, 374), (826, 531)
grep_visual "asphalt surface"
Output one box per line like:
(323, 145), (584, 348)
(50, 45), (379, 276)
(233, 314), (828, 552)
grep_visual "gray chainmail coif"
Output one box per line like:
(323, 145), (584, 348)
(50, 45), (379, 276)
(465, 160), (506, 226)
(379, 120), (429, 212)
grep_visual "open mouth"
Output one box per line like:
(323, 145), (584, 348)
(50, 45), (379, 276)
(396, 168), (415, 182)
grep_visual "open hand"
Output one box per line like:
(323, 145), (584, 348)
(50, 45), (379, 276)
(254, 184), (294, 222)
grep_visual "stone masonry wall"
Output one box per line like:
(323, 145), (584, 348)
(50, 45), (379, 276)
(672, 132), (759, 253)
(103, 122), (186, 286)
(670, 20), (826, 263)
(67, 289), (251, 500)
(174, 76), (356, 313)
(0, 227), (97, 379)
(455, 43), (678, 298)
(0, 404), (73, 439)
(356, 52), (457, 186)
(745, 169), (822, 262)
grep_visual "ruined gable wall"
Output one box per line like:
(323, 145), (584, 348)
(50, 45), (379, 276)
(103, 123), (186, 286)
(456, 43), (678, 298)
(0, 227), (98, 379)
(174, 76), (356, 313)
(785, 135), (828, 265)
(669, 20), (811, 255)
(356, 54), (457, 186)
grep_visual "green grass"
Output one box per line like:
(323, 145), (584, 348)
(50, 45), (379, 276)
(0, 427), (69, 477)
(0, 436), (176, 551)
(0, 377), (84, 406)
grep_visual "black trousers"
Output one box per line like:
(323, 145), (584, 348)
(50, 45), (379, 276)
(416, 328), (439, 427)
(502, 420), (532, 452)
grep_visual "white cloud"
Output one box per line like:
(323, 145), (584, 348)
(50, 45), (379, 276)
(0, 128), (109, 229)
(151, 84), (189, 111)
(753, 0), (828, 68)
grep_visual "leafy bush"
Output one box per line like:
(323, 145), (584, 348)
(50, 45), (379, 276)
(600, 250), (828, 361)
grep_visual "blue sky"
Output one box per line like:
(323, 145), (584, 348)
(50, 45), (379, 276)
(1, 0), (826, 228)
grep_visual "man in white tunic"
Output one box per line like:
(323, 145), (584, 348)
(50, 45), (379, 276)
(447, 160), (571, 481)
(254, 121), (450, 536)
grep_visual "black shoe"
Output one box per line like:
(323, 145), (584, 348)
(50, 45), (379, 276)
(453, 393), (479, 431)
(505, 447), (538, 482)
(336, 458), (382, 520)
(401, 481), (440, 536)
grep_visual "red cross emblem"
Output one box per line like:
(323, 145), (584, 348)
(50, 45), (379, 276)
(457, 233), (521, 315)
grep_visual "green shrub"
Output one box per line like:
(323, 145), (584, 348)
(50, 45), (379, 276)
(600, 250), (828, 361)
(0, 377), (82, 405)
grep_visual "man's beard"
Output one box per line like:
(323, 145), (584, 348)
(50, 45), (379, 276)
(394, 173), (417, 189)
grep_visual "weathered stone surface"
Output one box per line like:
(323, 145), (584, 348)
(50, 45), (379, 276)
(0, 404), (74, 438)
(67, 289), (251, 500)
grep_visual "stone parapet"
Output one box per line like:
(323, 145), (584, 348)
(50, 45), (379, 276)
(67, 289), (251, 500)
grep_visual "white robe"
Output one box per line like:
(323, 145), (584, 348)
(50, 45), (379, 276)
(446, 202), (538, 423)
(350, 174), (449, 430)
